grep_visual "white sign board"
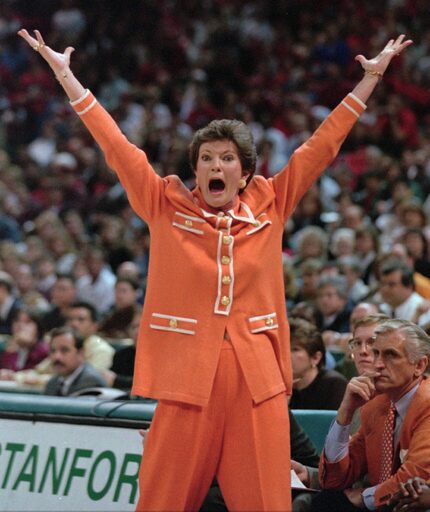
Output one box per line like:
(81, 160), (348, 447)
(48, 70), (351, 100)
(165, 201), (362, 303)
(0, 419), (142, 511)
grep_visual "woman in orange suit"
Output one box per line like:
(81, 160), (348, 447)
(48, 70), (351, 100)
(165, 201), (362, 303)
(17, 28), (411, 511)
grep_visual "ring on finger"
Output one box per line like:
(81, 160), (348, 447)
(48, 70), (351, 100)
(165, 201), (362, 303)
(33, 42), (45, 51)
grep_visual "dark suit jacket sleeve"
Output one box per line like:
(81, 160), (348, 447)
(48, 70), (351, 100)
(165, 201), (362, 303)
(44, 376), (61, 396)
(290, 409), (320, 468)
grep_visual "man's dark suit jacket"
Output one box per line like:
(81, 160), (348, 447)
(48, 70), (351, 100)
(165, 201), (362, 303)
(44, 363), (107, 396)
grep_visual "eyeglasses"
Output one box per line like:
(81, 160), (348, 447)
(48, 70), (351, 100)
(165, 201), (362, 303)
(348, 336), (376, 351)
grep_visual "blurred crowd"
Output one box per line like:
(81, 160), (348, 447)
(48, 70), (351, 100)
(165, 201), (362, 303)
(0, 0), (429, 401)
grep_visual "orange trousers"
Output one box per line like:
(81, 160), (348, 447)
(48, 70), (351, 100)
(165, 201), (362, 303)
(136, 341), (291, 511)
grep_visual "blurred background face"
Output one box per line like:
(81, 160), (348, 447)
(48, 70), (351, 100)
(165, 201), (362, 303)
(317, 285), (346, 316)
(291, 344), (313, 380)
(15, 264), (34, 294)
(51, 278), (76, 308)
(66, 307), (96, 338)
(12, 311), (38, 348)
(404, 232), (425, 258)
(380, 270), (411, 307)
(115, 281), (138, 309)
(50, 333), (83, 377)
(355, 233), (374, 254)
(302, 271), (319, 296)
(299, 235), (323, 259)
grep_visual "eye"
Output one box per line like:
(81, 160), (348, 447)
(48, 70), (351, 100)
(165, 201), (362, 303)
(201, 154), (210, 161)
(223, 154), (234, 161)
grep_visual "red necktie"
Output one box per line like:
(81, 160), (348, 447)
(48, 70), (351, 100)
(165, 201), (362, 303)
(379, 401), (396, 483)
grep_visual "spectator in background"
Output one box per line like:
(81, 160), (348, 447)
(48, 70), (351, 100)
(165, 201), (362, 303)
(66, 300), (114, 371)
(283, 258), (298, 311)
(15, 262), (50, 313)
(291, 226), (329, 269)
(34, 254), (57, 298)
(402, 228), (430, 279)
(354, 226), (380, 287)
(378, 258), (429, 325)
(338, 255), (369, 304)
(44, 326), (106, 396)
(389, 244), (430, 301)
(102, 306), (141, 391)
(334, 302), (382, 380)
(76, 246), (115, 315)
(40, 273), (77, 331)
(0, 300), (114, 389)
(0, 271), (22, 335)
(99, 277), (140, 339)
(0, 306), (49, 371)
(330, 228), (356, 260)
(294, 259), (324, 306)
(315, 275), (353, 338)
(289, 317), (348, 410)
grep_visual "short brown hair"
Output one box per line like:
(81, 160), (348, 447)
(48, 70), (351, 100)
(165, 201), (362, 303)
(290, 317), (325, 369)
(188, 119), (257, 190)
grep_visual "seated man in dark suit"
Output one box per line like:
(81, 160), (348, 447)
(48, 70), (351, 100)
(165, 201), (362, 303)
(44, 326), (107, 396)
(314, 319), (430, 511)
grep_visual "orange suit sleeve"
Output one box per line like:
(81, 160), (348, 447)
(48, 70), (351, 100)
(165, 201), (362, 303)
(70, 90), (164, 222)
(271, 93), (366, 221)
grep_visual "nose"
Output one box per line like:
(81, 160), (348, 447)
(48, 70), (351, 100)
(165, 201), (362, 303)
(373, 354), (385, 369)
(211, 157), (222, 171)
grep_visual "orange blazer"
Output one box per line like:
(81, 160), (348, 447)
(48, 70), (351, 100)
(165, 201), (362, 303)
(319, 378), (430, 508)
(72, 90), (365, 406)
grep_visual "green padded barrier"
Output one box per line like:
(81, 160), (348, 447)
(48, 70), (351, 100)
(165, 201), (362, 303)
(0, 395), (335, 453)
(291, 409), (337, 454)
(0, 392), (157, 421)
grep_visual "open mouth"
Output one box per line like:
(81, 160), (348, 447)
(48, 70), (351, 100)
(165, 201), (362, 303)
(208, 178), (225, 194)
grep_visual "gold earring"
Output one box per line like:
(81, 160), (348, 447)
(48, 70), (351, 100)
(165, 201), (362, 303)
(238, 178), (247, 189)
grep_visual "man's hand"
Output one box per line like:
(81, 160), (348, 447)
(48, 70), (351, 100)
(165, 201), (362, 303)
(391, 478), (430, 511)
(101, 369), (117, 387)
(337, 371), (380, 425)
(0, 369), (15, 381)
(344, 488), (365, 509)
(291, 460), (310, 487)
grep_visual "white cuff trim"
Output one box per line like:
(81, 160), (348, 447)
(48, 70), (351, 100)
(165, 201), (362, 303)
(341, 100), (360, 118)
(348, 93), (367, 109)
(70, 89), (90, 106)
(76, 98), (97, 116)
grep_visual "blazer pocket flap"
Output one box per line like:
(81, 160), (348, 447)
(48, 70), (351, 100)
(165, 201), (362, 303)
(172, 211), (205, 235)
(150, 313), (197, 335)
(248, 313), (278, 333)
